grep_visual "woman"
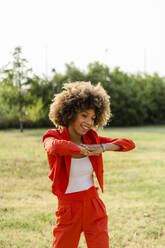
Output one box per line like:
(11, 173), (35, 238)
(43, 81), (135, 248)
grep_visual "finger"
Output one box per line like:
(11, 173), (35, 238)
(88, 151), (100, 156)
(86, 145), (99, 149)
(82, 144), (98, 148)
(87, 147), (97, 151)
(88, 153), (100, 156)
(80, 144), (88, 148)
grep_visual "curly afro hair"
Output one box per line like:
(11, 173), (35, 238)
(49, 81), (111, 128)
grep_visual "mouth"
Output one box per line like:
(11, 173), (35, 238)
(81, 125), (89, 132)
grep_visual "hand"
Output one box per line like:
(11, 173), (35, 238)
(77, 145), (89, 156)
(80, 144), (104, 156)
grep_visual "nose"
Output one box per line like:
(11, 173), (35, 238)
(86, 117), (93, 126)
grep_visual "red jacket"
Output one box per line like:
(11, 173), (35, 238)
(42, 127), (135, 198)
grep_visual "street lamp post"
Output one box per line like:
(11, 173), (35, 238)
(52, 68), (56, 95)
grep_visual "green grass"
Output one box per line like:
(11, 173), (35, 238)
(0, 126), (165, 248)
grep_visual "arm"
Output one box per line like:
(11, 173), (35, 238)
(81, 135), (135, 155)
(43, 137), (81, 156)
(101, 143), (121, 151)
(99, 136), (135, 152)
(43, 137), (90, 156)
(80, 143), (120, 156)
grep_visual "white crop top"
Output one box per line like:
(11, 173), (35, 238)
(65, 156), (94, 193)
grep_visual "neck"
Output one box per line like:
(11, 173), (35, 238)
(68, 126), (82, 145)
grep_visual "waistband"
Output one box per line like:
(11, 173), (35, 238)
(58, 186), (99, 205)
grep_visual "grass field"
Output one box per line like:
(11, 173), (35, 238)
(0, 126), (165, 248)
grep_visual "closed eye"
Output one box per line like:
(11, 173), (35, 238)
(82, 114), (95, 121)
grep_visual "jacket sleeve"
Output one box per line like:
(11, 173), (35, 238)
(43, 137), (81, 156)
(98, 136), (135, 152)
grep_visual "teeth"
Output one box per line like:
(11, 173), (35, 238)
(82, 126), (88, 130)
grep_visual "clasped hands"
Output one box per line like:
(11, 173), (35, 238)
(78, 144), (104, 156)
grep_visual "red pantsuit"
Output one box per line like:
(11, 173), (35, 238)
(53, 186), (109, 248)
(43, 127), (135, 248)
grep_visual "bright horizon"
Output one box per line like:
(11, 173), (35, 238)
(0, 0), (165, 77)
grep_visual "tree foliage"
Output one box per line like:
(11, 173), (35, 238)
(0, 47), (32, 131)
(0, 50), (165, 128)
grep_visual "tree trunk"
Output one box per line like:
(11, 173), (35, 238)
(20, 120), (23, 132)
(19, 90), (23, 132)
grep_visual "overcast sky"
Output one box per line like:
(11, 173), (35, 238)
(0, 0), (165, 77)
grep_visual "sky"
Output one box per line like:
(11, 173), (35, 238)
(0, 0), (165, 77)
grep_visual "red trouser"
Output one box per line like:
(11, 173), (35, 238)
(53, 186), (109, 248)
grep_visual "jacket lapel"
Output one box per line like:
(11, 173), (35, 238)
(62, 127), (72, 178)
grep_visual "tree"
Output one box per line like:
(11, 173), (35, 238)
(0, 47), (32, 131)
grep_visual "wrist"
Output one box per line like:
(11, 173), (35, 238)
(100, 143), (106, 152)
(105, 143), (121, 151)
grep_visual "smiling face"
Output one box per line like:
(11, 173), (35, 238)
(68, 109), (96, 142)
